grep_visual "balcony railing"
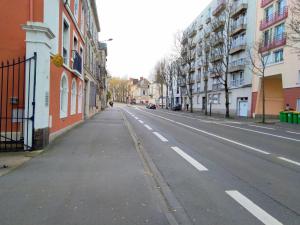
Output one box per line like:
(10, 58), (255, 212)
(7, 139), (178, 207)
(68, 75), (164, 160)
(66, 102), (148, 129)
(212, 83), (223, 91)
(260, 6), (288, 30)
(259, 33), (287, 53)
(72, 50), (82, 74)
(213, 0), (226, 16)
(230, 0), (248, 18)
(261, 0), (274, 8)
(230, 40), (246, 54)
(230, 78), (245, 87)
(231, 18), (247, 36)
(229, 58), (246, 73)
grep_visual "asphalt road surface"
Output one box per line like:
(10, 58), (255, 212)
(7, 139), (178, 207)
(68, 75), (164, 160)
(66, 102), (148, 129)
(122, 104), (300, 225)
(0, 105), (299, 225)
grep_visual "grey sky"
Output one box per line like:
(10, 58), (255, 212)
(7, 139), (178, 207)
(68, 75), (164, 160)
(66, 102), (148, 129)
(97, 0), (210, 79)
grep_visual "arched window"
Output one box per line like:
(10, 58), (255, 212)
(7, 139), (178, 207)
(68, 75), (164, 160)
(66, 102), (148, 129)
(78, 82), (83, 113)
(60, 73), (69, 118)
(71, 79), (77, 115)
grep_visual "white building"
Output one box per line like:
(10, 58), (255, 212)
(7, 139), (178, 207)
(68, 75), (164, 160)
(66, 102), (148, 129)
(181, 0), (258, 117)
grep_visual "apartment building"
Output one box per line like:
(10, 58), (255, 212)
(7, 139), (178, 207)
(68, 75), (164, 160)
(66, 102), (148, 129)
(98, 42), (109, 110)
(83, 0), (101, 118)
(129, 77), (150, 104)
(0, 0), (103, 150)
(252, 0), (300, 116)
(181, 0), (257, 116)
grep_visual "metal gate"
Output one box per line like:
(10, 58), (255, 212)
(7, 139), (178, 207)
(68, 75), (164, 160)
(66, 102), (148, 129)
(0, 53), (37, 151)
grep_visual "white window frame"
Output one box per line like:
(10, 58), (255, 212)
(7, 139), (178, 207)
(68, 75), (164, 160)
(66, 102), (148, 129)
(71, 79), (77, 115)
(78, 82), (83, 113)
(62, 14), (71, 67)
(60, 72), (69, 118)
(74, 0), (79, 21)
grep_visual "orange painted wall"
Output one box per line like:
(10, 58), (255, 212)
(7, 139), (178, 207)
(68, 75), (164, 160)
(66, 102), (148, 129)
(49, 64), (83, 133)
(251, 92), (257, 116)
(283, 87), (300, 111)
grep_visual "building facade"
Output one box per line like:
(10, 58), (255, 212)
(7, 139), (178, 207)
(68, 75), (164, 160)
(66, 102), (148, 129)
(180, 0), (258, 117)
(0, 0), (105, 150)
(252, 0), (300, 116)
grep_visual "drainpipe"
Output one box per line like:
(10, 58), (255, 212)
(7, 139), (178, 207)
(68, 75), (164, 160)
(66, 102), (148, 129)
(29, 0), (34, 21)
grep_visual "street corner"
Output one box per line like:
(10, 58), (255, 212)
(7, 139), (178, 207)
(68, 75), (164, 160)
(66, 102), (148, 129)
(0, 150), (44, 177)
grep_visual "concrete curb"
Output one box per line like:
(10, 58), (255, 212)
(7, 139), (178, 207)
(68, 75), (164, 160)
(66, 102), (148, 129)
(121, 109), (194, 225)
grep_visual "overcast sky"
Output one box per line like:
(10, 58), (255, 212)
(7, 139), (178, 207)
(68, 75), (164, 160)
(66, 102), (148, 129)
(97, 0), (210, 79)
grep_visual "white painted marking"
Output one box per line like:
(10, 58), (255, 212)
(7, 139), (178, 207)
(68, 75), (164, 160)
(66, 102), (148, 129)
(226, 191), (283, 225)
(135, 117), (139, 120)
(138, 120), (144, 124)
(248, 124), (275, 130)
(219, 123), (300, 142)
(138, 109), (270, 155)
(143, 108), (300, 142)
(286, 131), (300, 135)
(171, 147), (208, 171)
(144, 124), (153, 131)
(278, 157), (300, 166)
(153, 132), (168, 142)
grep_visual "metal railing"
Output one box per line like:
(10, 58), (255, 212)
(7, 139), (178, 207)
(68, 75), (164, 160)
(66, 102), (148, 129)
(260, 6), (288, 30)
(72, 50), (82, 74)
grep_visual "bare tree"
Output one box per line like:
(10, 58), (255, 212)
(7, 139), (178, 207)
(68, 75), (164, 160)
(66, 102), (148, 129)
(288, 0), (300, 55)
(180, 28), (197, 113)
(247, 41), (271, 124)
(208, 1), (236, 118)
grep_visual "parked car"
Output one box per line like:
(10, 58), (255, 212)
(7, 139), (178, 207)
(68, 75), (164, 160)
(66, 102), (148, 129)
(172, 104), (182, 111)
(146, 103), (156, 109)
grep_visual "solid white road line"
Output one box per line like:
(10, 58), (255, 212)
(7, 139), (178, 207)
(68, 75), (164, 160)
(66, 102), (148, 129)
(171, 147), (208, 171)
(137, 109), (271, 155)
(278, 157), (300, 166)
(144, 124), (153, 131)
(286, 130), (300, 135)
(153, 132), (168, 142)
(248, 124), (275, 130)
(138, 120), (144, 124)
(226, 190), (283, 225)
(145, 109), (300, 142)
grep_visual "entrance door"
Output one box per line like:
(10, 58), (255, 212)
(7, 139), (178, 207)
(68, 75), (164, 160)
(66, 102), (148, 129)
(239, 101), (248, 117)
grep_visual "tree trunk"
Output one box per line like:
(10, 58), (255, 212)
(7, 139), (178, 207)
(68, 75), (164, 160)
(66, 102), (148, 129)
(225, 85), (230, 118)
(161, 83), (164, 108)
(262, 74), (266, 123)
(204, 78), (208, 115)
(166, 84), (169, 109)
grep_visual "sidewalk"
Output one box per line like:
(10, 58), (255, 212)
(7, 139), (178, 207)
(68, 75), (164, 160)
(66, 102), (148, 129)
(0, 108), (170, 225)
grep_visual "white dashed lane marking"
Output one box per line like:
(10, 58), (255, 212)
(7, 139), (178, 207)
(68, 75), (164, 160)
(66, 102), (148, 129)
(171, 146), (208, 172)
(153, 132), (168, 142)
(226, 190), (283, 225)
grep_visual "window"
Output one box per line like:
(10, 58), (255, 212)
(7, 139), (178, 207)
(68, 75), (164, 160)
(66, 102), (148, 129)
(277, 0), (286, 14)
(274, 49), (284, 63)
(274, 23), (285, 40)
(62, 18), (70, 66)
(297, 99), (300, 112)
(298, 70), (300, 84)
(74, 0), (79, 21)
(265, 5), (273, 23)
(60, 73), (69, 118)
(80, 6), (84, 33)
(78, 82), (83, 113)
(71, 79), (77, 115)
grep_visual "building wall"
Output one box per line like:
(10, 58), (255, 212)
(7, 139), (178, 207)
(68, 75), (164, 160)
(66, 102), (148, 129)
(252, 0), (300, 115)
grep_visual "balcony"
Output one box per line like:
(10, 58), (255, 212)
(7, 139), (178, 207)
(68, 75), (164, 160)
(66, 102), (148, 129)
(229, 58), (246, 73)
(231, 1), (248, 18)
(190, 42), (197, 49)
(206, 16), (211, 24)
(212, 83), (223, 91)
(189, 29), (197, 38)
(261, 0), (274, 8)
(213, 0), (226, 17)
(259, 33), (287, 53)
(230, 78), (245, 87)
(72, 50), (82, 75)
(181, 47), (188, 56)
(212, 19), (225, 32)
(212, 35), (224, 47)
(198, 24), (203, 30)
(210, 53), (223, 63)
(230, 41), (246, 54)
(260, 6), (288, 30)
(230, 19), (247, 36)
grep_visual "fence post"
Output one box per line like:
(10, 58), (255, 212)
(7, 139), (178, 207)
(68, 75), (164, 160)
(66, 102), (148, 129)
(22, 22), (54, 150)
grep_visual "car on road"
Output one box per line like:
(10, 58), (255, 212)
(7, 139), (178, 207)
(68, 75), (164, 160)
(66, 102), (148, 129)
(146, 103), (156, 109)
(172, 104), (182, 111)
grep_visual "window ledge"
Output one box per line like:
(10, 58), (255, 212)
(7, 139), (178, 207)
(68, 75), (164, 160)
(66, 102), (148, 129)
(266, 61), (284, 67)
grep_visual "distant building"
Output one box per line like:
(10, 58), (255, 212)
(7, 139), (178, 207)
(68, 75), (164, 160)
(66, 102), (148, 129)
(129, 77), (150, 104)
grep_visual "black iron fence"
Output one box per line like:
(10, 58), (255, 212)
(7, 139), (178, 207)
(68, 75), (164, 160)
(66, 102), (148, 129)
(0, 54), (37, 151)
